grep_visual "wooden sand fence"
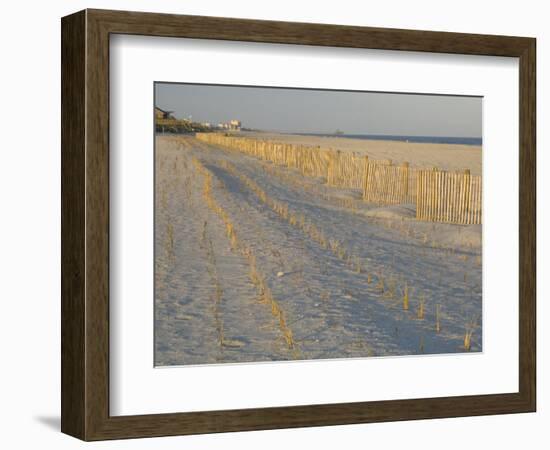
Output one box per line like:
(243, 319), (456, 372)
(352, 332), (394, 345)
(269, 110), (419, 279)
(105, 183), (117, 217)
(196, 133), (331, 179)
(362, 158), (417, 204)
(416, 169), (482, 224)
(326, 151), (367, 188)
(195, 133), (481, 225)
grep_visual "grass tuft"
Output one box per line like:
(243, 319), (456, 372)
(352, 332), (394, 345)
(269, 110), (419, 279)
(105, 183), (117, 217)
(417, 294), (425, 319)
(402, 284), (410, 310)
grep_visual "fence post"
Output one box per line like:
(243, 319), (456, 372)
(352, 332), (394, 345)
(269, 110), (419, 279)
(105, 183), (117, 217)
(335, 150), (341, 186)
(402, 161), (409, 202)
(416, 170), (423, 220)
(429, 167), (438, 222)
(363, 156), (369, 199)
(464, 169), (471, 224)
(326, 151), (333, 186)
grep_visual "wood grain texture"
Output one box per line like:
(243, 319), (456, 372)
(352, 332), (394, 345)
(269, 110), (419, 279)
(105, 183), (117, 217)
(88, 8), (532, 56)
(60, 8), (537, 441)
(518, 39), (536, 410)
(61, 10), (86, 439)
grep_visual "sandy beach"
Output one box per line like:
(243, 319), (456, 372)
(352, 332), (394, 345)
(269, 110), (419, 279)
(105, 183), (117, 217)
(241, 131), (482, 175)
(155, 134), (482, 366)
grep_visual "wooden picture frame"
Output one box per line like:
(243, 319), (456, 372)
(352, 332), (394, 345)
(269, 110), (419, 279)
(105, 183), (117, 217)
(61, 8), (536, 441)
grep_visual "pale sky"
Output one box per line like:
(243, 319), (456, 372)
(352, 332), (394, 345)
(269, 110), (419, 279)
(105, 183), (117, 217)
(155, 82), (482, 138)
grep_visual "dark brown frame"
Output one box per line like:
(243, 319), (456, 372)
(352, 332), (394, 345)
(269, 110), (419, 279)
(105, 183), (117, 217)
(61, 8), (536, 441)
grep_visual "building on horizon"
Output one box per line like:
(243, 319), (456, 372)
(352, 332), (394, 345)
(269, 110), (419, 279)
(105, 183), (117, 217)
(229, 119), (241, 131)
(217, 119), (242, 131)
(154, 106), (175, 120)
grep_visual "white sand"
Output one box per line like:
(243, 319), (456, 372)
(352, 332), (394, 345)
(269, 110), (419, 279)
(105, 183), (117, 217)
(155, 135), (482, 365)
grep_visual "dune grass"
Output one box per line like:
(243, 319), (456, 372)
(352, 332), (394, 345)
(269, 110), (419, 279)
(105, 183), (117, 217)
(193, 157), (299, 354)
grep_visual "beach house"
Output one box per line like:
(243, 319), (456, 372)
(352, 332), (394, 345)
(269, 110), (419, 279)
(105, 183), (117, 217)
(229, 119), (242, 131)
(155, 106), (174, 120)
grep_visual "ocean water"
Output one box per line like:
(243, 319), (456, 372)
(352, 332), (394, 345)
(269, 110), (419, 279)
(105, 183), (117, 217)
(299, 133), (482, 146)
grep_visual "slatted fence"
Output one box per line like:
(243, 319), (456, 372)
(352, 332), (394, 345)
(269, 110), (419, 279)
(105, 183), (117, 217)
(326, 151), (365, 188)
(196, 133), (331, 179)
(194, 133), (482, 224)
(363, 159), (417, 204)
(416, 169), (482, 224)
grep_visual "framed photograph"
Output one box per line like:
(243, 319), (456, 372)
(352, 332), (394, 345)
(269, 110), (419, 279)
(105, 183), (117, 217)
(61, 9), (536, 440)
